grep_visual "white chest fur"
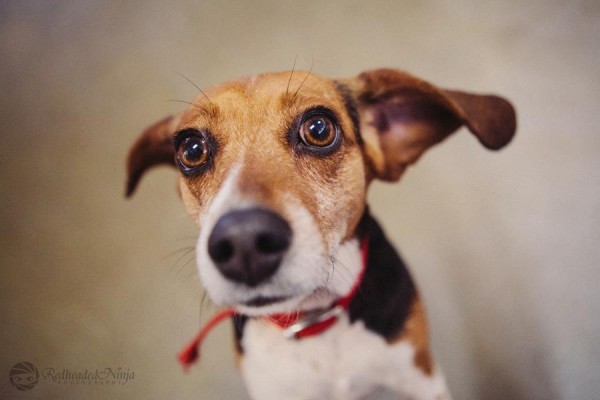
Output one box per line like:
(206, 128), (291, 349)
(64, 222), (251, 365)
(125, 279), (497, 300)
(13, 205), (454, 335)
(240, 314), (451, 400)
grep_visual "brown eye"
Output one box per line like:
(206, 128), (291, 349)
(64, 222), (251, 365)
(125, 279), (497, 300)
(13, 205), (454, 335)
(299, 115), (336, 147)
(178, 135), (209, 169)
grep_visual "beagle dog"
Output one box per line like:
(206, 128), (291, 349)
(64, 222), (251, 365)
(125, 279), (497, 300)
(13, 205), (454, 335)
(126, 68), (516, 399)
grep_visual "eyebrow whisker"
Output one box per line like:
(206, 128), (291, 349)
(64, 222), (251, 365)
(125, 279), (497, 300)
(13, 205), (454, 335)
(174, 71), (212, 103)
(286, 54), (298, 96)
(166, 99), (204, 110)
(293, 56), (314, 98)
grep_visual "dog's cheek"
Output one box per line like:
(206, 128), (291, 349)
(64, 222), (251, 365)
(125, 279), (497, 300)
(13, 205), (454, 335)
(180, 160), (238, 226)
(179, 179), (201, 223)
(338, 150), (368, 241)
(282, 196), (328, 288)
(314, 148), (366, 246)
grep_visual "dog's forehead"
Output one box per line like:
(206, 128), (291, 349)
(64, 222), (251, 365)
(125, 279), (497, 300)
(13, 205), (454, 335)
(179, 71), (347, 127)
(217, 71), (339, 99)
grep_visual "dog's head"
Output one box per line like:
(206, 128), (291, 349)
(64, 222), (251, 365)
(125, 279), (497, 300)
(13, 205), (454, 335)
(126, 69), (516, 315)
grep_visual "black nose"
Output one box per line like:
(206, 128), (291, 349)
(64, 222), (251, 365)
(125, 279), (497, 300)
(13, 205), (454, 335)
(207, 208), (292, 287)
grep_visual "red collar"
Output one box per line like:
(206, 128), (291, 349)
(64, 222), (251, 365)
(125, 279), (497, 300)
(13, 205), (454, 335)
(178, 237), (369, 371)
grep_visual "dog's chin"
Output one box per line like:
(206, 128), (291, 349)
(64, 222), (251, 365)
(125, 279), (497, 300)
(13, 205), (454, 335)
(233, 287), (338, 317)
(234, 295), (304, 317)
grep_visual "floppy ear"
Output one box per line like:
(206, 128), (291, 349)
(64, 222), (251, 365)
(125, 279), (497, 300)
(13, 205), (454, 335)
(125, 114), (181, 197)
(347, 69), (517, 181)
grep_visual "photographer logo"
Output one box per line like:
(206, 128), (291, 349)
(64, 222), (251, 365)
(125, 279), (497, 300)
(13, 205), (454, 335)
(9, 362), (39, 391)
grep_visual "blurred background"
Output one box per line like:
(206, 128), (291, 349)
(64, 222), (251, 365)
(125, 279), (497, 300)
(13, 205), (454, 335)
(1, 1), (598, 399)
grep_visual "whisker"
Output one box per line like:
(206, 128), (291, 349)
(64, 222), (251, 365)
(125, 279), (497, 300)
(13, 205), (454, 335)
(178, 284), (203, 328)
(166, 99), (204, 110)
(326, 254), (336, 287)
(162, 246), (195, 261)
(286, 54), (298, 96)
(174, 255), (197, 278)
(293, 56), (314, 98)
(174, 70), (212, 103)
(172, 248), (196, 266)
(176, 274), (214, 327)
(199, 291), (217, 322)
(200, 291), (209, 311)
(173, 235), (199, 241)
(327, 253), (360, 292)
(182, 288), (201, 313)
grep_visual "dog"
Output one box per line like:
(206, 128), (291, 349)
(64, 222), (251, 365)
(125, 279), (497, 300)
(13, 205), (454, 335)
(125, 68), (516, 400)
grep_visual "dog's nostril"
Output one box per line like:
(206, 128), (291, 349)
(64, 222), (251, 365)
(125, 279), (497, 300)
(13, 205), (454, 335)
(256, 233), (290, 254)
(209, 240), (234, 263)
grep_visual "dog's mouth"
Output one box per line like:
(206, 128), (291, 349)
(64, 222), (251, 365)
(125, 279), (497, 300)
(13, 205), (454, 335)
(239, 288), (337, 315)
(243, 295), (290, 308)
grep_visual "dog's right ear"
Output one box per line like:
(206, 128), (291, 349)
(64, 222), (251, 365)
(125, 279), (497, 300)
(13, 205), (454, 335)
(125, 114), (180, 197)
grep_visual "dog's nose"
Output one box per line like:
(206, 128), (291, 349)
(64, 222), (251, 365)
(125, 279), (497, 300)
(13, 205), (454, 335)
(207, 208), (292, 287)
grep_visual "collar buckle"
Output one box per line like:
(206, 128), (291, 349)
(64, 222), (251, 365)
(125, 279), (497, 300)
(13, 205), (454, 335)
(282, 305), (345, 340)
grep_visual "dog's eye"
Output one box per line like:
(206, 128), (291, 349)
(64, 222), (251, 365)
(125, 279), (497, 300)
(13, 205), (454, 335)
(177, 135), (209, 169)
(299, 115), (336, 148)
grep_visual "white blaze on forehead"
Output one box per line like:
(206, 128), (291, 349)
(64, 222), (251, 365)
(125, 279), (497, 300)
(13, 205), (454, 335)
(198, 163), (245, 230)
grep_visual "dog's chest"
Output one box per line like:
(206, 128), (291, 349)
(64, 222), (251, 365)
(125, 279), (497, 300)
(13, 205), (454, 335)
(239, 315), (429, 400)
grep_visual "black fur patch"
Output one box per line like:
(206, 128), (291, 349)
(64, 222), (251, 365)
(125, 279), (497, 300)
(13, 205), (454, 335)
(350, 210), (417, 340)
(232, 314), (248, 354)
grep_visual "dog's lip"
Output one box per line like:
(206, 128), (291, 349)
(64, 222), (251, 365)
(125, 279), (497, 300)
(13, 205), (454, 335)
(244, 295), (290, 307)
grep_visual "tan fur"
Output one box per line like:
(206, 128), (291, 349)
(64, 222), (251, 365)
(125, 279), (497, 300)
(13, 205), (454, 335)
(174, 72), (368, 248)
(390, 297), (434, 376)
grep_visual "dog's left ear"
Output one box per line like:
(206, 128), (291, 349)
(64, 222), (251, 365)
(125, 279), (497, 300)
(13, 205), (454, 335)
(125, 114), (181, 197)
(345, 69), (517, 181)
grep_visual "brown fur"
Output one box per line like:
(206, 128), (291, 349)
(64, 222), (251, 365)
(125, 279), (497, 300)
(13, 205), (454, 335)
(390, 297), (434, 376)
(171, 72), (368, 252)
(126, 115), (180, 196)
(340, 69), (516, 181)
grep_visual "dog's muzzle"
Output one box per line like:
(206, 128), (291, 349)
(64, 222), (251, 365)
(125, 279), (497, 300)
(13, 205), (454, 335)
(207, 208), (292, 287)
